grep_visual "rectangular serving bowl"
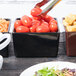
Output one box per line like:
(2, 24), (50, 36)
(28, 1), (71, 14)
(0, 19), (11, 57)
(13, 18), (60, 57)
(64, 31), (76, 56)
(63, 18), (76, 56)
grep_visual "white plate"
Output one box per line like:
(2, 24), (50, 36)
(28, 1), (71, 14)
(20, 61), (76, 76)
(0, 55), (3, 70)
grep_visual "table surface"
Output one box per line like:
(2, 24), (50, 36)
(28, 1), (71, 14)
(0, 34), (76, 76)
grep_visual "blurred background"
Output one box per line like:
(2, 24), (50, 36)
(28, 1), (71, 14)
(0, 0), (75, 20)
(0, 0), (75, 33)
(0, 0), (42, 19)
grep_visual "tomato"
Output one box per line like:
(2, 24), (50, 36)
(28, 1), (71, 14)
(41, 15), (54, 22)
(41, 21), (49, 26)
(31, 8), (42, 17)
(14, 20), (22, 29)
(32, 20), (40, 26)
(40, 19), (45, 23)
(49, 19), (57, 25)
(36, 22), (50, 32)
(32, 16), (42, 20)
(30, 20), (40, 32)
(21, 15), (32, 27)
(16, 26), (29, 33)
(49, 23), (58, 32)
(30, 26), (36, 32)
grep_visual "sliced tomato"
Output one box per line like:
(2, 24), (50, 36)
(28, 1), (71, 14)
(21, 15), (32, 27)
(16, 26), (29, 33)
(31, 8), (42, 17)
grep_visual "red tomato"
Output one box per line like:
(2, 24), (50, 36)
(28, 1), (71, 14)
(41, 21), (49, 26)
(41, 15), (54, 22)
(32, 16), (42, 20)
(36, 22), (50, 32)
(31, 8), (42, 17)
(40, 19), (45, 23)
(49, 19), (57, 25)
(16, 26), (29, 33)
(32, 20), (40, 27)
(14, 20), (22, 29)
(30, 20), (40, 32)
(21, 15), (32, 27)
(49, 23), (58, 32)
(30, 26), (36, 32)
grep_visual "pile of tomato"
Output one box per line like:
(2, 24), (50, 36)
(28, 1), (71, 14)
(14, 8), (58, 33)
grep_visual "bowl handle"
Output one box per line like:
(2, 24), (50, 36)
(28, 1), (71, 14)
(0, 33), (11, 50)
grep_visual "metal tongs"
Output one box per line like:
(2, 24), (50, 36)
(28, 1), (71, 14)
(35, 0), (61, 16)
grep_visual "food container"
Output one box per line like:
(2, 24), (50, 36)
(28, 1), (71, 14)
(12, 18), (60, 57)
(0, 19), (11, 57)
(62, 18), (76, 56)
(64, 31), (76, 56)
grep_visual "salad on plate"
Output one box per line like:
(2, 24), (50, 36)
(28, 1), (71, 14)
(34, 67), (76, 76)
